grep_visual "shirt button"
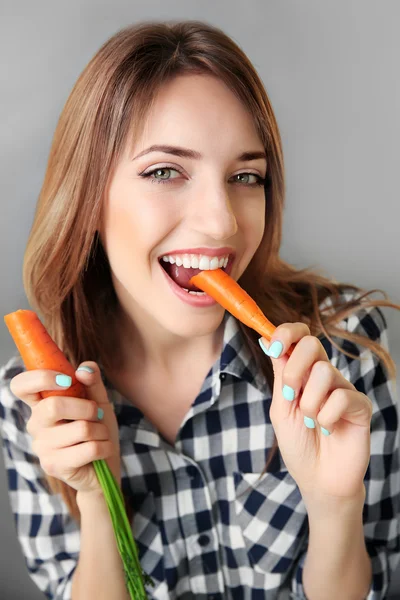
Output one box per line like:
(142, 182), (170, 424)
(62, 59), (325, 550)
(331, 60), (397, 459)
(186, 465), (198, 478)
(220, 373), (226, 381)
(198, 534), (210, 546)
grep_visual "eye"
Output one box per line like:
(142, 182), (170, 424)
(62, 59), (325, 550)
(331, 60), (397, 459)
(231, 173), (266, 187)
(140, 167), (182, 184)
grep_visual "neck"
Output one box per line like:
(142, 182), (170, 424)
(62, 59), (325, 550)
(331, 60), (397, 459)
(112, 303), (225, 379)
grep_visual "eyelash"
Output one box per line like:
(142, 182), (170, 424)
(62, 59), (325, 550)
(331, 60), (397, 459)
(139, 166), (267, 187)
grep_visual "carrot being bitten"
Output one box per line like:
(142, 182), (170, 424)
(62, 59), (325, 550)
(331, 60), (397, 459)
(190, 268), (294, 356)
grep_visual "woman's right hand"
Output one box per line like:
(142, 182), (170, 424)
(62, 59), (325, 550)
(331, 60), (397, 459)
(9, 361), (121, 496)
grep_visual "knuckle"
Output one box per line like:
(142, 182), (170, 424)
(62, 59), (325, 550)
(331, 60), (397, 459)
(87, 440), (101, 458)
(9, 372), (31, 400)
(312, 360), (333, 380)
(37, 370), (54, 392)
(78, 420), (92, 439)
(300, 335), (321, 353)
(9, 376), (21, 398)
(294, 321), (311, 335)
(331, 387), (350, 406)
(44, 396), (62, 420)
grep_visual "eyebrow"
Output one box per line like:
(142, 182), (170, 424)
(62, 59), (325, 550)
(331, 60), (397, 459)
(132, 144), (267, 163)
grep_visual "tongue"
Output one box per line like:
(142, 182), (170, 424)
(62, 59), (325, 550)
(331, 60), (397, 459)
(162, 263), (203, 291)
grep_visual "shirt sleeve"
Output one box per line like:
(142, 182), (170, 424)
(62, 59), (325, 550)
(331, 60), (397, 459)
(0, 357), (80, 599)
(290, 298), (400, 600)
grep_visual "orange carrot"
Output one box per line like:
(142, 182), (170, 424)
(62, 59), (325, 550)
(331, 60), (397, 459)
(190, 269), (294, 356)
(4, 309), (86, 398)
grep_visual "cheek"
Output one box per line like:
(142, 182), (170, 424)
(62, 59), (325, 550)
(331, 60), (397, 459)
(237, 198), (266, 248)
(102, 182), (179, 264)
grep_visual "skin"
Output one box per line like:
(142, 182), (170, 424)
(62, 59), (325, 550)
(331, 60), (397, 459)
(100, 73), (267, 376)
(10, 72), (373, 597)
(260, 326), (373, 598)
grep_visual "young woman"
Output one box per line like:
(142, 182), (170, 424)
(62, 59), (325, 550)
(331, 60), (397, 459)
(0, 20), (399, 600)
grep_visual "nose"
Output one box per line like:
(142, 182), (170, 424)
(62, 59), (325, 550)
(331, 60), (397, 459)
(189, 183), (238, 240)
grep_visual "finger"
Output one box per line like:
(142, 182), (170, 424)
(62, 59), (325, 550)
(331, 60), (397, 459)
(27, 395), (99, 437)
(317, 388), (373, 434)
(299, 361), (355, 427)
(259, 322), (311, 359)
(41, 440), (114, 477)
(35, 419), (110, 450)
(74, 362), (111, 408)
(278, 335), (330, 402)
(10, 369), (76, 408)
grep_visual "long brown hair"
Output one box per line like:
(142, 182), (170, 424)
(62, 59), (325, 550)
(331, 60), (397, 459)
(22, 20), (399, 525)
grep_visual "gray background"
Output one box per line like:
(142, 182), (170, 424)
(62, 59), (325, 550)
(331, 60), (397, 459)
(1, 1), (399, 598)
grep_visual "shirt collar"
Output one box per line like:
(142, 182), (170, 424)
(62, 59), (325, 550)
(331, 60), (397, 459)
(103, 313), (270, 446)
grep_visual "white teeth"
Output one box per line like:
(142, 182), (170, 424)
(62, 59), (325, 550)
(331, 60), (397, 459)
(160, 252), (230, 270)
(199, 256), (211, 270)
(210, 257), (219, 270)
(182, 288), (206, 295)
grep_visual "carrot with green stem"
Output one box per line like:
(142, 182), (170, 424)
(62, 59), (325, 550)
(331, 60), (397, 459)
(190, 269), (295, 356)
(4, 309), (153, 599)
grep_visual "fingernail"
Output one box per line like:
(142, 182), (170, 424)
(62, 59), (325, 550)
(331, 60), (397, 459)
(77, 366), (95, 374)
(55, 374), (72, 387)
(320, 426), (331, 436)
(258, 337), (269, 354)
(304, 416), (315, 429)
(97, 408), (104, 420)
(268, 341), (283, 358)
(282, 385), (295, 401)
(258, 338), (283, 358)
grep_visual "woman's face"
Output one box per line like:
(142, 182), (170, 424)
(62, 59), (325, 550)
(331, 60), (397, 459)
(101, 73), (267, 339)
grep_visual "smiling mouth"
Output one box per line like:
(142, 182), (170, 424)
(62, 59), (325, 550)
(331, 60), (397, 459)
(159, 253), (234, 293)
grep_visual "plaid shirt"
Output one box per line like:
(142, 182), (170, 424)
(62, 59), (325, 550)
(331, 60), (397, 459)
(1, 291), (399, 599)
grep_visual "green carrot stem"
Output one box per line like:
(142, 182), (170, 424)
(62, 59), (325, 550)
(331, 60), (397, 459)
(92, 459), (154, 598)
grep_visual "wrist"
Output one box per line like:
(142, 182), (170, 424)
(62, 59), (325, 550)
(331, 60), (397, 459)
(76, 488), (108, 511)
(300, 485), (366, 520)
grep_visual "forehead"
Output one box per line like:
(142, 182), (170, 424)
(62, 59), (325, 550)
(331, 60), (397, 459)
(128, 73), (264, 157)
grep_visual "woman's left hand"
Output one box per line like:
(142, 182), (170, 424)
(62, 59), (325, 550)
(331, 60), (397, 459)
(260, 323), (373, 503)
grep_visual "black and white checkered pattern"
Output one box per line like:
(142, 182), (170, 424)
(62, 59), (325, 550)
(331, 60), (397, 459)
(1, 291), (399, 599)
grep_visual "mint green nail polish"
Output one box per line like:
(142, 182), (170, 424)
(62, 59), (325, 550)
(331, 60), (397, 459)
(55, 374), (72, 387)
(282, 385), (295, 401)
(77, 366), (95, 374)
(97, 408), (104, 420)
(321, 426), (331, 436)
(267, 340), (283, 359)
(258, 338), (269, 354)
(304, 416), (315, 429)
